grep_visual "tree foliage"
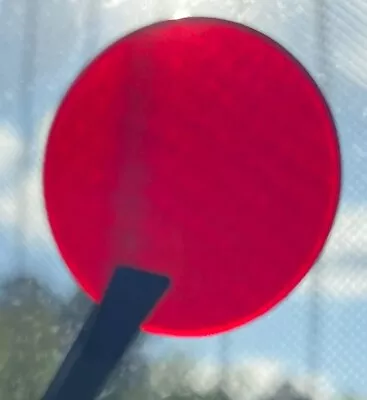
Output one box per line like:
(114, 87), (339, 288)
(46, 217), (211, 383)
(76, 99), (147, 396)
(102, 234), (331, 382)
(0, 278), (149, 400)
(0, 278), (63, 399)
(0, 278), (360, 400)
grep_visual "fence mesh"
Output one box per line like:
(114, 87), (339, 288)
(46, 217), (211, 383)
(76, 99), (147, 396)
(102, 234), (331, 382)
(0, 0), (366, 399)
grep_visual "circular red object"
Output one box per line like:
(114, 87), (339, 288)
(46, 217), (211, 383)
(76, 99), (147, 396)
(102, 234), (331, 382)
(43, 18), (340, 337)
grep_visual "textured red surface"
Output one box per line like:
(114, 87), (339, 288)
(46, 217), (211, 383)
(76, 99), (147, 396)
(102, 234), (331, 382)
(43, 18), (341, 337)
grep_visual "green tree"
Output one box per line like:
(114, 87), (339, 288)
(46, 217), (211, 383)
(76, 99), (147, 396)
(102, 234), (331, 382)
(0, 278), (64, 399)
(0, 279), (151, 400)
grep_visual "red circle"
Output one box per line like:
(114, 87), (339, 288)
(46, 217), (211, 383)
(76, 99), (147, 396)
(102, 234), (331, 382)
(43, 18), (341, 337)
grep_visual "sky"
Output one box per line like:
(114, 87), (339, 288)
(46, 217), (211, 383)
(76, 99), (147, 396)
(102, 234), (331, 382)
(0, 0), (367, 398)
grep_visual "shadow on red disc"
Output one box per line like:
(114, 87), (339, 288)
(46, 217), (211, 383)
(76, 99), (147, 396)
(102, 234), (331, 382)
(43, 18), (341, 337)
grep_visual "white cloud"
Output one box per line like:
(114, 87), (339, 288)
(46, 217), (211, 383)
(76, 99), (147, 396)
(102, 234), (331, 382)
(0, 124), (21, 178)
(102, 0), (128, 8)
(294, 205), (367, 300)
(172, 9), (191, 20)
(324, 206), (367, 263)
(225, 358), (285, 400)
(298, 269), (367, 301)
(0, 193), (16, 227)
(292, 373), (336, 400)
(149, 356), (336, 400)
(96, 0), (293, 46)
(0, 111), (55, 241)
(0, 114), (76, 299)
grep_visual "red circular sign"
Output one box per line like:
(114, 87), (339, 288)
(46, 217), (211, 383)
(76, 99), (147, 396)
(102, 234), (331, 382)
(43, 18), (340, 337)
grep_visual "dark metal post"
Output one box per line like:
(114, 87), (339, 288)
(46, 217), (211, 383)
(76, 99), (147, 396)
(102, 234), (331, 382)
(42, 267), (169, 400)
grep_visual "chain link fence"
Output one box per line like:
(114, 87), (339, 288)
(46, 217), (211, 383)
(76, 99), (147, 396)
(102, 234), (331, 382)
(0, 0), (366, 399)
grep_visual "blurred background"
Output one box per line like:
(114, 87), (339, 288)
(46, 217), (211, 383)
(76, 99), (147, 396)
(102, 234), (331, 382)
(0, 0), (367, 399)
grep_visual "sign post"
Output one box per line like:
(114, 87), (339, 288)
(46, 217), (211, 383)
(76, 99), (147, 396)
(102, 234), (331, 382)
(42, 268), (169, 400)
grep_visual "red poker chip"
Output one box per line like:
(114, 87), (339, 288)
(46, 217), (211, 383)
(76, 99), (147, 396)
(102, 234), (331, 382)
(43, 18), (341, 337)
